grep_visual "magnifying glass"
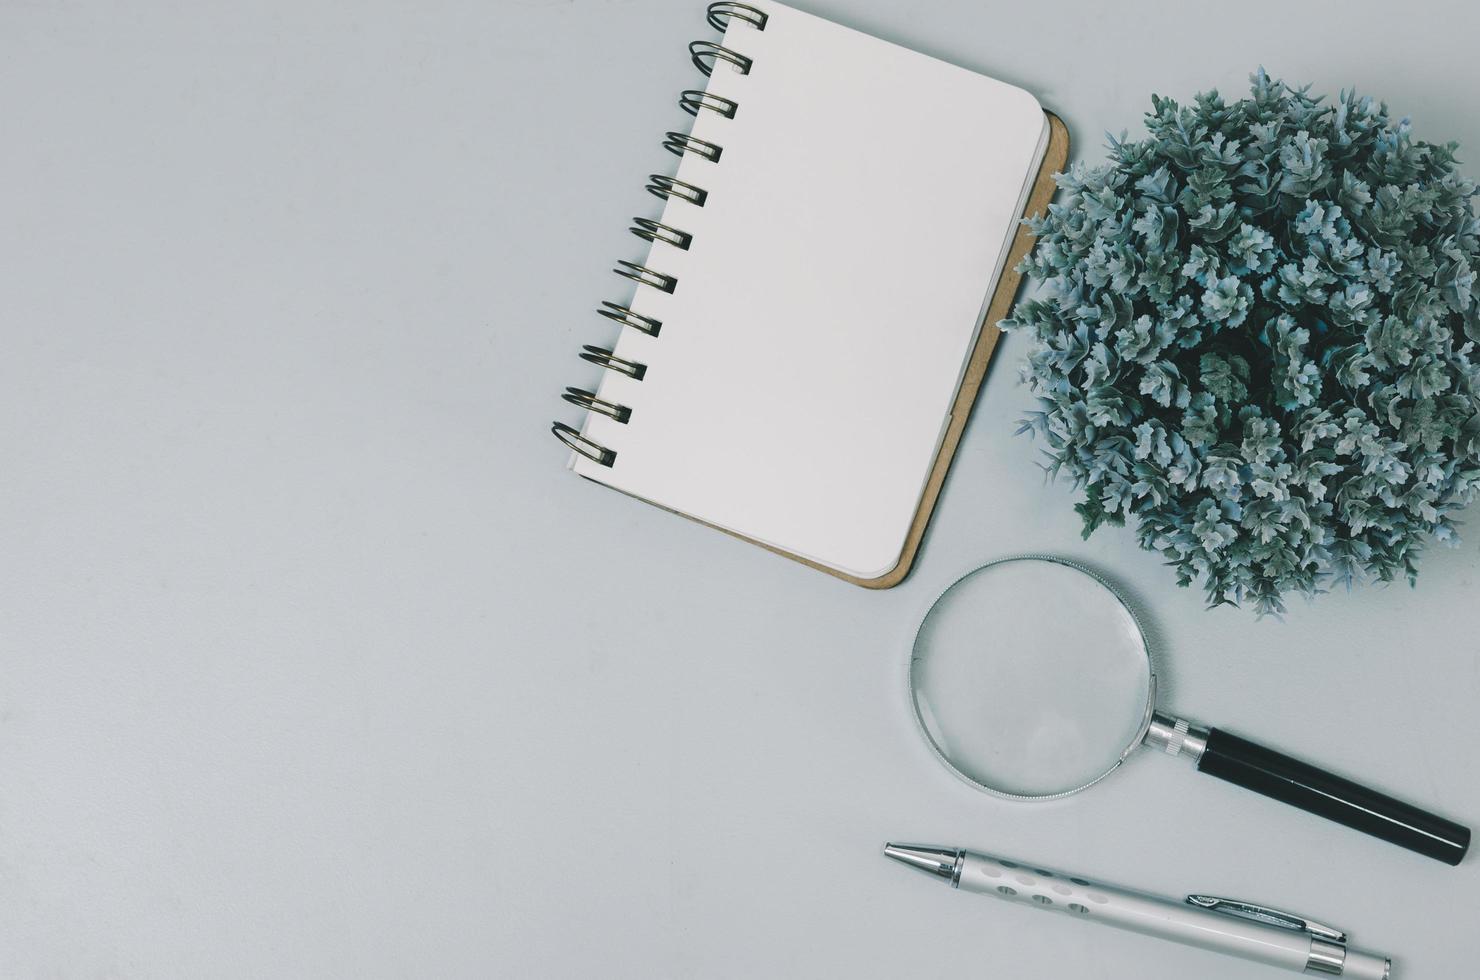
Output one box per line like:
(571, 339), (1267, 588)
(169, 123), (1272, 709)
(909, 556), (1470, 865)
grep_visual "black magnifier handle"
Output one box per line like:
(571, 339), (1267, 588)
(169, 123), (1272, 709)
(1148, 713), (1471, 865)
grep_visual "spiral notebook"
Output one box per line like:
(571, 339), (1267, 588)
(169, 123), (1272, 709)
(553, 1), (1068, 587)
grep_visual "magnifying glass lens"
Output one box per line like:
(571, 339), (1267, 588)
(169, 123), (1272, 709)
(910, 558), (1152, 797)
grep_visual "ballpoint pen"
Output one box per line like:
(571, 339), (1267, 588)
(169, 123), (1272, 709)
(883, 843), (1392, 978)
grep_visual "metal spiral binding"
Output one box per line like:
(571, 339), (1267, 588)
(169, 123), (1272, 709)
(680, 90), (738, 119)
(614, 260), (677, 294)
(663, 132), (723, 163)
(630, 217), (692, 250)
(562, 387), (632, 424)
(689, 40), (752, 76)
(707, 1), (768, 31)
(580, 345), (647, 381)
(554, 2), (766, 468)
(646, 174), (708, 207)
(597, 301), (662, 336)
(552, 422), (616, 467)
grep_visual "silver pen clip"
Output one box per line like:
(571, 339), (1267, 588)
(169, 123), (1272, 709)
(1186, 895), (1347, 944)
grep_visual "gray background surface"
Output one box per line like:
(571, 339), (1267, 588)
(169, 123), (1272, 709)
(3, 0), (1479, 976)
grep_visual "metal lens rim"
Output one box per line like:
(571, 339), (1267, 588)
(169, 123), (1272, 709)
(906, 554), (1158, 802)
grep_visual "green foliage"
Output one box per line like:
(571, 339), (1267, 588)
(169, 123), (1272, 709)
(1003, 70), (1480, 614)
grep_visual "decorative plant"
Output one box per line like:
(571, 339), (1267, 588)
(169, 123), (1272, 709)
(1003, 70), (1480, 614)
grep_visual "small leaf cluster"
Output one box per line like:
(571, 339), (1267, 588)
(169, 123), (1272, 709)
(1003, 70), (1480, 614)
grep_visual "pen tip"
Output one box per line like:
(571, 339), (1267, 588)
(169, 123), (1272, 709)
(882, 843), (961, 881)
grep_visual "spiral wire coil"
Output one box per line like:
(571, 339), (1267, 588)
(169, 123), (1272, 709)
(551, 2), (767, 466)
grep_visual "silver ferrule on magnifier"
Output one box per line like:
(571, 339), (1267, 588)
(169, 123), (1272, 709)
(1145, 712), (1210, 762)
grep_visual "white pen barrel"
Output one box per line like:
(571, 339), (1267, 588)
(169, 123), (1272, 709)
(1342, 949), (1391, 980)
(955, 850), (1311, 973)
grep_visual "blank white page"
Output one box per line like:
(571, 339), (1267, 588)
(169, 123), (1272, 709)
(572, 1), (1047, 579)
